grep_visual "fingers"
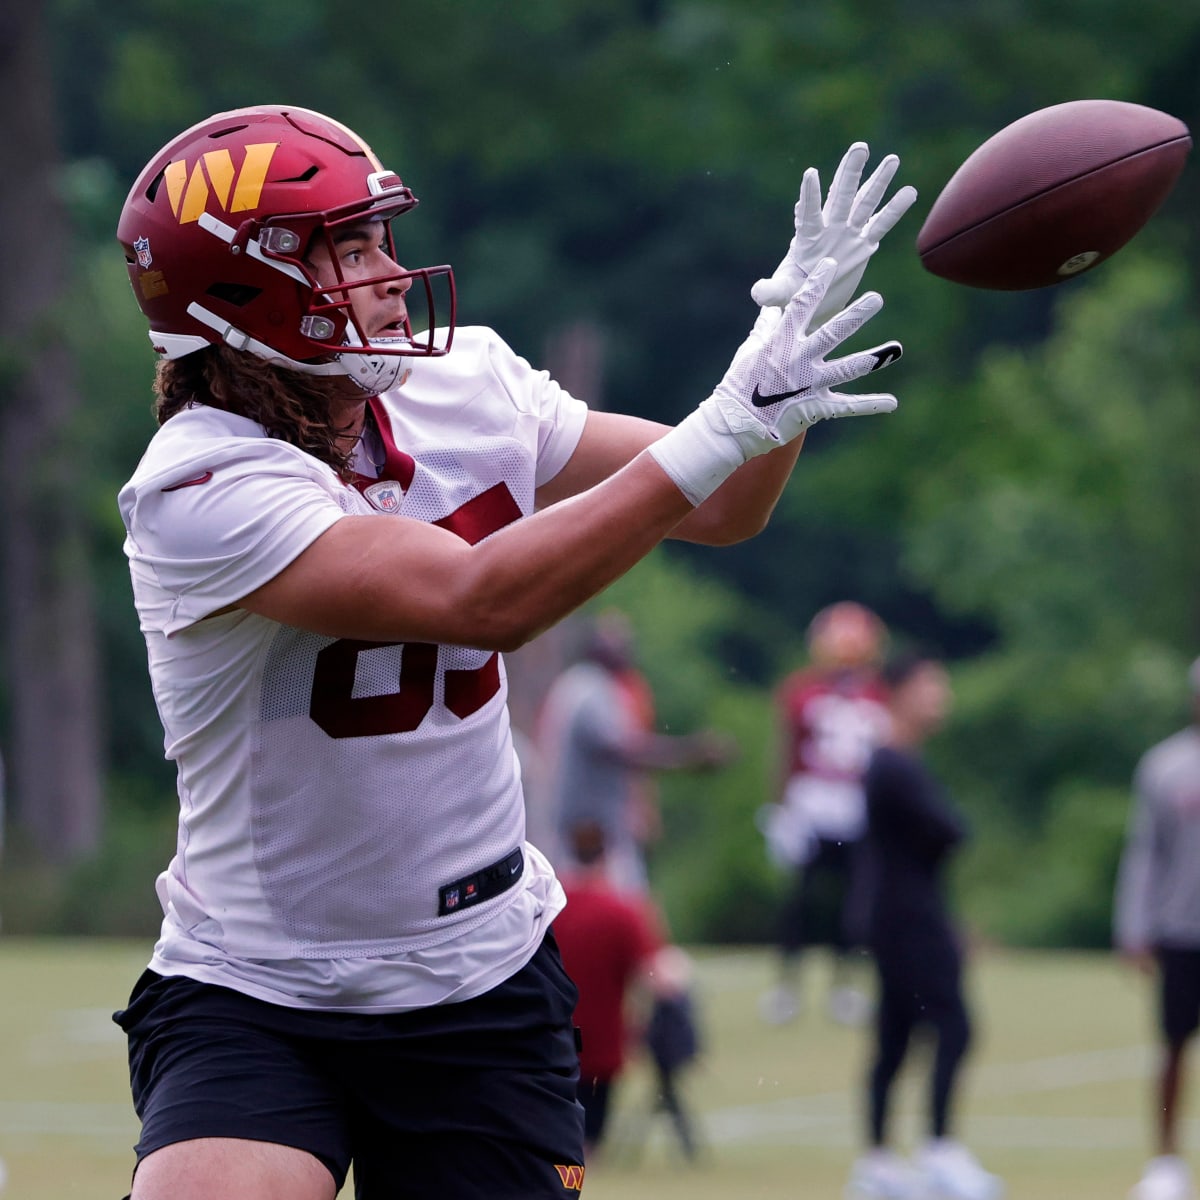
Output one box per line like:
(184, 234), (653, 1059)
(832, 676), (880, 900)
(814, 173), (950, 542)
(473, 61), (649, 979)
(825, 392), (899, 419)
(794, 166), (824, 240)
(751, 273), (796, 308)
(861, 183), (919, 242)
(801, 285), (884, 356)
(847, 154), (902, 230)
(823, 143), (870, 224)
(781, 256), (839, 328)
(820, 338), (904, 389)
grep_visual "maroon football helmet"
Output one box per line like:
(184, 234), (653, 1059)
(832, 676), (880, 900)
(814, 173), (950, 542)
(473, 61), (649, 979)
(117, 105), (455, 392)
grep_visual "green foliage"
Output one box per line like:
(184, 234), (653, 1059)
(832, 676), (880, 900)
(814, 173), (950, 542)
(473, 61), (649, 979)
(14, 0), (1200, 943)
(0, 774), (175, 937)
(964, 780), (1131, 949)
(650, 684), (786, 944)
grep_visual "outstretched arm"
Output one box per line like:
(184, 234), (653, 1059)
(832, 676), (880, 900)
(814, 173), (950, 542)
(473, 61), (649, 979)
(540, 145), (915, 542)
(535, 410), (805, 545)
(241, 265), (901, 651)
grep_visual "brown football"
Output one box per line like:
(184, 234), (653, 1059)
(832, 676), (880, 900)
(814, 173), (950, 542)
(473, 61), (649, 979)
(916, 99), (1191, 290)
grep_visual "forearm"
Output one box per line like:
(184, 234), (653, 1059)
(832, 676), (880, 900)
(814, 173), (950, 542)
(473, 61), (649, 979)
(671, 435), (805, 545)
(459, 452), (693, 648)
(541, 410), (804, 547)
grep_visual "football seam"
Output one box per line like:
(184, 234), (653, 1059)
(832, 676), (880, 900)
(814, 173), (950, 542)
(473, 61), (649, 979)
(918, 133), (1191, 257)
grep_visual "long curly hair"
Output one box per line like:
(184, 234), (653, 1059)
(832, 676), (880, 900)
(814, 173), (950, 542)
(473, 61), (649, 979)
(154, 346), (358, 479)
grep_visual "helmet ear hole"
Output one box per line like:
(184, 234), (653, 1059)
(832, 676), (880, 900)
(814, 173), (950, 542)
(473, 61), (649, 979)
(276, 166), (319, 184)
(206, 282), (262, 307)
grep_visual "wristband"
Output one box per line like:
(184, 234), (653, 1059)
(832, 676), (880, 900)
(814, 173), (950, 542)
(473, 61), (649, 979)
(647, 395), (771, 506)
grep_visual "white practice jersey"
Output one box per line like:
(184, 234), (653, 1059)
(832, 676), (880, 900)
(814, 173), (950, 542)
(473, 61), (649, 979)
(118, 326), (588, 1011)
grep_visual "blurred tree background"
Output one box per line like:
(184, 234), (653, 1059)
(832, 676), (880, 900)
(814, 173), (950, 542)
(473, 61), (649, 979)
(0, 0), (1197, 946)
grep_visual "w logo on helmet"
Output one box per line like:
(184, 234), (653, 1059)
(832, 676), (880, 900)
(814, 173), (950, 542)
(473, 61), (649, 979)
(553, 1164), (585, 1191)
(163, 143), (279, 225)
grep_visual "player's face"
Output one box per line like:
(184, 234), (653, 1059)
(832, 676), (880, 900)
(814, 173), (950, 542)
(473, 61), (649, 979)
(305, 220), (412, 340)
(812, 607), (881, 669)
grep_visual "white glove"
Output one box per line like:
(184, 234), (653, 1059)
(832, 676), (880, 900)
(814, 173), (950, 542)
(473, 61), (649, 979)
(751, 143), (917, 330)
(649, 258), (901, 505)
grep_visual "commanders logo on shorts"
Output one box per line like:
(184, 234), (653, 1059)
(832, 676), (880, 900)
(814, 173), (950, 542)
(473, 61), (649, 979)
(554, 1164), (585, 1191)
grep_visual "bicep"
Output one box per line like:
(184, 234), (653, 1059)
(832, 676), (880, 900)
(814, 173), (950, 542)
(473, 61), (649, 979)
(237, 514), (478, 643)
(535, 410), (668, 509)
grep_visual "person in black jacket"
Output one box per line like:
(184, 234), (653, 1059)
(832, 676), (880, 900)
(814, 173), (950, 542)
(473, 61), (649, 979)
(846, 652), (1002, 1200)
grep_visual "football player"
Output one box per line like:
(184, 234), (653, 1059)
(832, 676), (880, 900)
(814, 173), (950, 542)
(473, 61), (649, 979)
(113, 106), (913, 1200)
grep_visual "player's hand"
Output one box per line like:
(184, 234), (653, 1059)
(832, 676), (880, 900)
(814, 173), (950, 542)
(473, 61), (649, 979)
(647, 258), (901, 506)
(685, 729), (740, 769)
(751, 143), (917, 330)
(711, 257), (901, 452)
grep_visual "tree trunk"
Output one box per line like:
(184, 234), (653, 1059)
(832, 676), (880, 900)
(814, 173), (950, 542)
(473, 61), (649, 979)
(0, 1), (104, 861)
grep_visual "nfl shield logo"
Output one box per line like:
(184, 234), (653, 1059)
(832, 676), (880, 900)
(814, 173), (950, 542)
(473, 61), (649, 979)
(134, 236), (153, 269)
(364, 480), (404, 513)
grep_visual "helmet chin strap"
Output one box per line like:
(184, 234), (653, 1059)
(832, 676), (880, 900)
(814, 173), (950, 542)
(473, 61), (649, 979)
(333, 350), (406, 394)
(334, 330), (410, 394)
(181, 303), (408, 394)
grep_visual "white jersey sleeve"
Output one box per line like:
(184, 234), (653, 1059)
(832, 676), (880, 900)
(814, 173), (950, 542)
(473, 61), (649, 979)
(119, 412), (348, 636)
(384, 326), (588, 490)
(479, 330), (589, 487)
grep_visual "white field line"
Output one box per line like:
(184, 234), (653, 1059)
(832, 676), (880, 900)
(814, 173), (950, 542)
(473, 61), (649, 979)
(686, 1045), (1166, 1149)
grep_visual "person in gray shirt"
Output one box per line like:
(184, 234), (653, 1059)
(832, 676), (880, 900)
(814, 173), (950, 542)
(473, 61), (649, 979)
(1114, 656), (1200, 1200)
(539, 612), (734, 894)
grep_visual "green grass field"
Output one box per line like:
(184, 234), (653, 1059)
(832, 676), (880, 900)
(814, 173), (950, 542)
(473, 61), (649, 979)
(0, 938), (1183, 1198)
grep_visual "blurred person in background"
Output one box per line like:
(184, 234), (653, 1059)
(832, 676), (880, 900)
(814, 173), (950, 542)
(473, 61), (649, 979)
(539, 611), (737, 893)
(759, 600), (890, 1026)
(0, 756), (4, 1192)
(553, 821), (695, 1158)
(847, 651), (1002, 1200)
(1114, 656), (1200, 1200)
(111, 102), (911, 1200)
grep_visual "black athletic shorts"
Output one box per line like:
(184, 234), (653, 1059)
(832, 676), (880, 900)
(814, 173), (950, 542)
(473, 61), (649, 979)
(113, 931), (586, 1198)
(1157, 945), (1200, 1044)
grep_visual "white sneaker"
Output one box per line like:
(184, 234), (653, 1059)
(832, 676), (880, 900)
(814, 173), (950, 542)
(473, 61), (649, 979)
(846, 1149), (924, 1199)
(1130, 1157), (1197, 1200)
(758, 984), (800, 1025)
(828, 985), (873, 1026)
(915, 1139), (1003, 1200)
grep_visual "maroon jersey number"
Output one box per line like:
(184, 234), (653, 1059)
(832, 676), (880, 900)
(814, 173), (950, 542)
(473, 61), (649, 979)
(309, 482), (522, 739)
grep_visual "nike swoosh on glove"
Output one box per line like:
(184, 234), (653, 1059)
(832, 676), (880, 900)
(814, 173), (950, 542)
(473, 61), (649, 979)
(647, 256), (902, 506)
(711, 256), (902, 450)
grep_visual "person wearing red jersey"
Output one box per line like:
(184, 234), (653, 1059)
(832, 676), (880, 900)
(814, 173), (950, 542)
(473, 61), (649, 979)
(553, 822), (675, 1155)
(111, 106), (912, 1200)
(759, 601), (890, 1026)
